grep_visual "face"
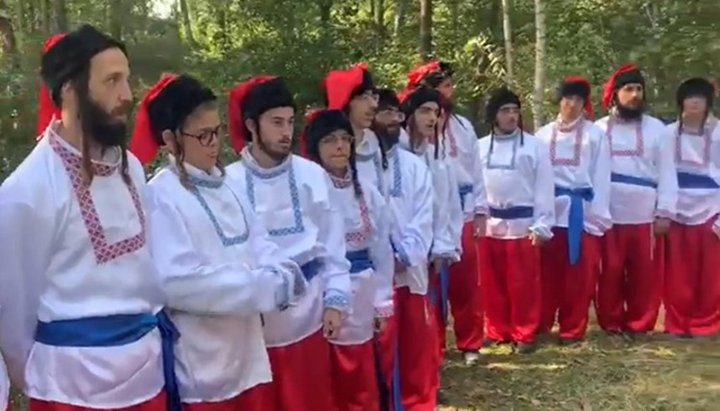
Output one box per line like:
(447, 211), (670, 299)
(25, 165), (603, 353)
(74, 48), (133, 148)
(411, 101), (440, 140)
(436, 77), (454, 101)
(164, 105), (222, 173)
(347, 90), (379, 129)
(559, 95), (584, 120)
(616, 83), (644, 109)
(248, 106), (294, 161)
(682, 96), (708, 118)
(374, 106), (405, 137)
(318, 129), (352, 174)
(495, 103), (520, 133)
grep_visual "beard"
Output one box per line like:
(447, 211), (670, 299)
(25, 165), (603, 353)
(372, 121), (401, 149)
(78, 92), (131, 148)
(615, 100), (644, 121)
(256, 134), (290, 162)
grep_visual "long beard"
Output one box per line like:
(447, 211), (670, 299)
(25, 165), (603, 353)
(372, 122), (401, 149)
(78, 93), (130, 148)
(615, 101), (644, 121)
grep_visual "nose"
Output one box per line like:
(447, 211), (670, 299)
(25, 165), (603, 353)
(118, 78), (133, 104)
(282, 123), (293, 139)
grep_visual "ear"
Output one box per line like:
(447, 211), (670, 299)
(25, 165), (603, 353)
(161, 129), (178, 153)
(244, 118), (258, 139)
(60, 82), (74, 108)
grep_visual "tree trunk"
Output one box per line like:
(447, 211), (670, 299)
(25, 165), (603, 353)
(501, 0), (514, 85)
(374, 0), (386, 36)
(0, 0), (18, 65)
(109, 0), (122, 39)
(393, 0), (405, 37)
(532, 0), (546, 131)
(419, 0), (432, 59)
(179, 0), (198, 47)
(41, 0), (50, 34)
(318, 0), (332, 28)
(54, 0), (67, 32)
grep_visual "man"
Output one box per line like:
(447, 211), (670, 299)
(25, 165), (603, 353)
(372, 88), (435, 411)
(477, 87), (555, 353)
(0, 25), (176, 411)
(403, 60), (486, 365)
(225, 76), (352, 411)
(535, 76), (611, 343)
(594, 65), (677, 336)
(321, 64), (385, 193)
(664, 77), (720, 338)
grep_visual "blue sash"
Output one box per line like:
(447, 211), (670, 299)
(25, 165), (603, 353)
(611, 172), (657, 188)
(489, 206), (534, 220)
(677, 171), (720, 189)
(458, 184), (473, 209)
(300, 258), (323, 281)
(555, 186), (594, 265)
(35, 311), (181, 411)
(347, 249), (374, 273)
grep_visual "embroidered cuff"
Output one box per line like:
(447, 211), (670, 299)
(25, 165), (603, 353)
(324, 288), (351, 312)
(374, 303), (394, 318)
(272, 268), (291, 312)
(394, 243), (412, 267)
(655, 209), (675, 219)
(473, 207), (488, 216)
(281, 260), (308, 299)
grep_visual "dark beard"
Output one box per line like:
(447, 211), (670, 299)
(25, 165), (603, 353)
(256, 135), (289, 163)
(77, 93), (130, 148)
(372, 122), (401, 149)
(616, 102), (644, 121)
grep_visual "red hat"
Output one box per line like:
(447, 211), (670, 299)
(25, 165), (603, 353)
(323, 63), (369, 110)
(602, 64), (644, 110)
(36, 34), (67, 139)
(406, 60), (442, 90)
(559, 76), (594, 120)
(227, 76), (277, 154)
(297, 108), (324, 157)
(127, 74), (179, 166)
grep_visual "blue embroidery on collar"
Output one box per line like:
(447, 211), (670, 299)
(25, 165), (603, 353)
(245, 165), (305, 237)
(186, 173), (223, 189)
(188, 186), (250, 246)
(487, 136), (519, 170)
(388, 151), (402, 198)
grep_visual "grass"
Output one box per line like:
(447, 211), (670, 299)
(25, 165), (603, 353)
(438, 318), (720, 411)
(8, 318), (720, 411)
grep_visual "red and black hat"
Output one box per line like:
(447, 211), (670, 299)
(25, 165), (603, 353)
(227, 76), (295, 153)
(323, 63), (375, 111)
(602, 64), (644, 110)
(558, 76), (594, 119)
(405, 60), (453, 90)
(302, 109), (354, 160)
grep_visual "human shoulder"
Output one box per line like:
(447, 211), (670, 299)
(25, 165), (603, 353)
(643, 114), (666, 130)
(594, 115), (610, 131)
(534, 121), (556, 140)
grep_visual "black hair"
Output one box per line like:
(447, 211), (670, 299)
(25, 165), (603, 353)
(242, 77), (296, 142)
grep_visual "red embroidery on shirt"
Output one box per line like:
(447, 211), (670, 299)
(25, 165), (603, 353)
(607, 118), (644, 157)
(444, 120), (459, 158)
(549, 121), (583, 166)
(675, 122), (716, 168)
(50, 137), (146, 264)
(345, 194), (373, 245)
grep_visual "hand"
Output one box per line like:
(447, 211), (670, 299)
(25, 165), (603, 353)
(653, 217), (671, 236)
(473, 214), (487, 238)
(373, 317), (388, 333)
(528, 232), (546, 247)
(322, 308), (342, 340)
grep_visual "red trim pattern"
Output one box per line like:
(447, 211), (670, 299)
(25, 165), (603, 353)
(675, 122), (716, 168)
(549, 121), (584, 166)
(607, 118), (644, 157)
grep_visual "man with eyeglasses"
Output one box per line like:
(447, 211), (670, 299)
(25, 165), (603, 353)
(594, 65), (677, 338)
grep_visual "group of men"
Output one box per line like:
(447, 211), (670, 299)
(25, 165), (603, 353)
(0, 23), (718, 411)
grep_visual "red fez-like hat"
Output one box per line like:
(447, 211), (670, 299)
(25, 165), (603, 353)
(602, 64), (644, 110)
(227, 75), (277, 154)
(36, 34), (67, 139)
(560, 76), (594, 120)
(323, 63), (369, 110)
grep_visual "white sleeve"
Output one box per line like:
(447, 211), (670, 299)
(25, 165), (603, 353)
(148, 191), (306, 315)
(0, 197), (53, 389)
(316, 184), (353, 313)
(656, 127), (678, 218)
(429, 161), (460, 261)
(529, 141), (556, 239)
(585, 126), (613, 235)
(471, 137), (488, 216)
(368, 190), (394, 318)
(394, 163), (434, 267)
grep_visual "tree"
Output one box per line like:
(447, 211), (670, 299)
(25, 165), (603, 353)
(0, 0), (18, 66)
(179, 0), (198, 47)
(501, 0), (513, 85)
(54, 0), (68, 32)
(419, 0), (432, 59)
(532, 0), (546, 130)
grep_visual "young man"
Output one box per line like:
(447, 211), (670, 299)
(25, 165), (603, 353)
(535, 76), (611, 343)
(664, 77), (720, 338)
(129, 74), (308, 410)
(476, 87), (555, 353)
(372, 88), (435, 411)
(594, 65), (678, 336)
(403, 60), (486, 365)
(304, 109), (394, 411)
(0, 25), (176, 411)
(322, 64), (385, 194)
(225, 76), (352, 411)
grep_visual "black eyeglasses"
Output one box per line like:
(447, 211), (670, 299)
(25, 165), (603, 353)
(180, 124), (226, 147)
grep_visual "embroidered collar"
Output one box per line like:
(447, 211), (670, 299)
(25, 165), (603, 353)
(329, 171), (353, 189)
(494, 128), (521, 140)
(47, 121), (121, 177)
(240, 144), (292, 179)
(167, 155), (224, 189)
(556, 115), (584, 132)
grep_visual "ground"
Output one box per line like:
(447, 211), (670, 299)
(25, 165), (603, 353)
(9, 323), (720, 411)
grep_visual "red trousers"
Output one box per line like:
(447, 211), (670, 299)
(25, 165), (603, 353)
(596, 223), (663, 333)
(330, 341), (381, 411)
(539, 229), (600, 340)
(29, 391), (167, 411)
(664, 219), (720, 336)
(257, 330), (337, 411)
(183, 384), (269, 411)
(478, 237), (541, 344)
(376, 287), (439, 411)
(443, 222), (484, 353)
